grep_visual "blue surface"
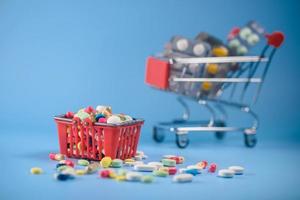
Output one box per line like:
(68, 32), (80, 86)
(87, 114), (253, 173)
(1, 0), (300, 199)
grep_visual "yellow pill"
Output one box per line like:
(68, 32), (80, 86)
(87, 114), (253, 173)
(206, 64), (219, 75)
(55, 154), (65, 161)
(75, 169), (87, 175)
(115, 175), (126, 182)
(212, 46), (229, 57)
(30, 167), (43, 175)
(100, 157), (112, 168)
(159, 167), (169, 173)
(109, 171), (117, 179)
(202, 82), (213, 91)
(124, 158), (135, 163)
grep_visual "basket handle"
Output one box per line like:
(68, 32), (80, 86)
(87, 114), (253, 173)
(265, 31), (285, 48)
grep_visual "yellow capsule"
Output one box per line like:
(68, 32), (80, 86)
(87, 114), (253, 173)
(159, 167), (169, 173)
(206, 64), (219, 75)
(212, 46), (229, 57)
(109, 171), (117, 179)
(30, 167), (43, 175)
(202, 82), (213, 91)
(75, 169), (87, 175)
(124, 158), (135, 163)
(100, 157), (112, 168)
(115, 175), (126, 182)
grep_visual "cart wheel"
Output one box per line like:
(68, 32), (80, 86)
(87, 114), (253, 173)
(153, 127), (165, 143)
(244, 134), (257, 148)
(176, 133), (189, 148)
(215, 121), (226, 140)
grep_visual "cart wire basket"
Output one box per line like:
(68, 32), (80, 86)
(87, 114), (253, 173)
(54, 115), (144, 160)
(145, 30), (284, 148)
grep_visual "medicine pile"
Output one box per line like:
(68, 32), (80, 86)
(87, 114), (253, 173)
(30, 151), (246, 184)
(64, 105), (134, 124)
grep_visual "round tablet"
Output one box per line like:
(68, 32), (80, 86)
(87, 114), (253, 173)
(193, 43), (205, 56)
(176, 39), (189, 51)
(228, 166), (244, 175)
(218, 169), (235, 178)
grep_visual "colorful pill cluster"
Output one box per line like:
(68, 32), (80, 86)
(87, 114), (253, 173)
(30, 151), (245, 183)
(64, 105), (134, 124)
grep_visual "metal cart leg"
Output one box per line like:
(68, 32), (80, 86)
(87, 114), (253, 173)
(175, 131), (189, 148)
(153, 126), (165, 143)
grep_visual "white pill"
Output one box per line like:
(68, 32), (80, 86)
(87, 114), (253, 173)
(148, 162), (163, 169)
(187, 165), (202, 171)
(124, 115), (133, 121)
(193, 43), (205, 56)
(176, 39), (189, 51)
(163, 155), (176, 159)
(218, 169), (235, 178)
(96, 105), (110, 113)
(126, 172), (143, 181)
(228, 166), (244, 175)
(133, 161), (144, 166)
(178, 168), (188, 174)
(134, 164), (156, 172)
(107, 115), (122, 124)
(173, 174), (193, 183)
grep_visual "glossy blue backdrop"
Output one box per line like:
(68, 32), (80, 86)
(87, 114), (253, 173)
(0, 1), (300, 199)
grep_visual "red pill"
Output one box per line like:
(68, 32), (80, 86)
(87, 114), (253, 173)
(65, 160), (74, 168)
(201, 160), (208, 169)
(65, 112), (74, 119)
(85, 106), (95, 114)
(49, 153), (56, 160)
(169, 156), (180, 164)
(168, 167), (177, 175)
(100, 170), (110, 178)
(208, 163), (217, 173)
(98, 118), (107, 123)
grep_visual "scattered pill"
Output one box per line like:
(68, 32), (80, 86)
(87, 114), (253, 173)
(100, 170), (111, 178)
(148, 162), (163, 169)
(54, 154), (65, 161)
(49, 153), (56, 160)
(109, 171), (117, 179)
(208, 163), (217, 173)
(115, 175), (126, 182)
(162, 159), (176, 167)
(76, 169), (86, 176)
(173, 174), (193, 183)
(168, 167), (177, 175)
(117, 169), (127, 176)
(134, 164), (156, 172)
(85, 162), (100, 174)
(78, 159), (89, 166)
(56, 163), (66, 169)
(54, 172), (73, 181)
(65, 160), (75, 168)
(197, 161), (208, 169)
(218, 169), (235, 178)
(141, 175), (154, 183)
(111, 159), (123, 168)
(30, 167), (43, 175)
(153, 170), (168, 177)
(228, 166), (244, 175)
(100, 157), (112, 168)
(57, 165), (69, 172)
(187, 165), (203, 171)
(126, 172), (143, 181)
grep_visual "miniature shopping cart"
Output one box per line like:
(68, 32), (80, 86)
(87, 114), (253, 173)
(145, 31), (284, 148)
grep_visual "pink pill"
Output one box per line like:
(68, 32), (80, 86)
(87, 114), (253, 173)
(98, 118), (107, 123)
(100, 170), (110, 178)
(85, 106), (95, 114)
(49, 153), (56, 160)
(65, 112), (74, 119)
(65, 160), (75, 168)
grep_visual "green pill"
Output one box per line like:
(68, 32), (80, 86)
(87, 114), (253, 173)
(78, 159), (89, 166)
(141, 175), (154, 183)
(162, 159), (176, 167)
(111, 159), (123, 168)
(153, 170), (168, 177)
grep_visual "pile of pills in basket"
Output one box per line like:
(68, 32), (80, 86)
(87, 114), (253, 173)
(30, 151), (245, 183)
(64, 105), (134, 124)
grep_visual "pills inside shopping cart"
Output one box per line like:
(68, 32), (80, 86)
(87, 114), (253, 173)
(107, 115), (122, 124)
(173, 174), (193, 183)
(228, 166), (244, 175)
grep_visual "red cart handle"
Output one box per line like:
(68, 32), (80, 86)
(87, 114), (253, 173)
(265, 31), (285, 48)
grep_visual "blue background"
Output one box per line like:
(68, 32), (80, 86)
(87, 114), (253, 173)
(0, 0), (299, 199)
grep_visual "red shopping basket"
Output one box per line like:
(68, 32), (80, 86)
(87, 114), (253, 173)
(54, 115), (144, 160)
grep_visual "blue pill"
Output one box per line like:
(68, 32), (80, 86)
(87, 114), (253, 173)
(95, 114), (105, 121)
(184, 169), (201, 176)
(56, 163), (66, 169)
(54, 173), (71, 181)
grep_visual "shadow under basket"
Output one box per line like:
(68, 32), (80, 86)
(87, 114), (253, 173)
(54, 115), (144, 160)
